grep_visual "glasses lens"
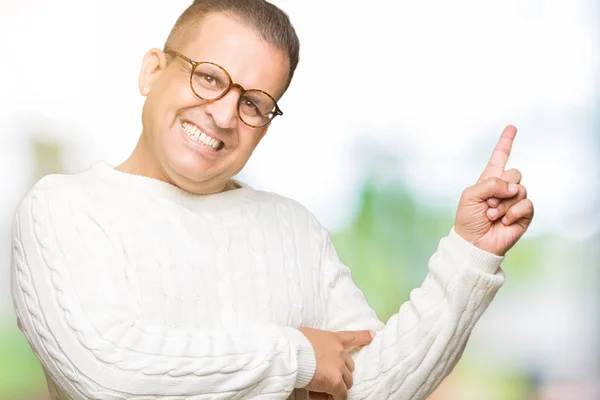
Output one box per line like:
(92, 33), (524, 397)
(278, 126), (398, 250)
(239, 90), (278, 127)
(192, 63), (231, 100)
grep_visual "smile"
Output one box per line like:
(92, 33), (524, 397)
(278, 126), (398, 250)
(181, 121), (224, 151)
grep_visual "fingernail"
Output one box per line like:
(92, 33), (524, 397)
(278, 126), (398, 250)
(369, 330), (376, 339)
(508, 183), (518, 193)
(487, 208), (498, 218)
(502, 216), (508, 224)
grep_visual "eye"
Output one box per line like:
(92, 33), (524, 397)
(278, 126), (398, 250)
(196, 73), (219, 86)
(240, 97), (262, 116)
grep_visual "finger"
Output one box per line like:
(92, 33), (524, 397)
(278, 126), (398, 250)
(501, 198), (534, 226)
(478, 125), (517, 182)
(342, 366), (353, 390)
(309, 392), (330, 400)
(330, 378), (348, 400)
(344, 351), (355, 373)
(336, 330), (374, 349)
(466, 177), (519, 202)
(486, 184), (527, 221)
(332, 392), (347, 400)
(487, 197), (501, 208)
(487, 168), (522, 208)
(502, 168), (522, 184)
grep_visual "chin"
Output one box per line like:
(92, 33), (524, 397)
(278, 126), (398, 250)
(169, 158), (211, 183)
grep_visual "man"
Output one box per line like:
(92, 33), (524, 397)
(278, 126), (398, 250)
(10, 0), (533, 399)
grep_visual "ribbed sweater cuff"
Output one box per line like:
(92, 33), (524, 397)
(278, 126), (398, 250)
(281, 327), (317, 388)
(448, 227), (504, 274)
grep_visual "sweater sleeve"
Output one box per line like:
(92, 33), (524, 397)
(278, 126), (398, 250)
(10, 186), (316, 399)
(319, 225), (505, 400)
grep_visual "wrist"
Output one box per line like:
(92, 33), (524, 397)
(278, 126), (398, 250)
(281, 327), (317, 388)
(448, 227), (504, 274)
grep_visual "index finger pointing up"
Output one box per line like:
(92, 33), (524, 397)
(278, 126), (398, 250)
(478, 125), (517, 183)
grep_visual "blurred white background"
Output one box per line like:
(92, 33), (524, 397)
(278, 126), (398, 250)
(1, 1), (598, 399)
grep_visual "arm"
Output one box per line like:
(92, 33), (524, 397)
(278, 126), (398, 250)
(320, 125), (534, 400)
(319, 225), (504, 400)
(11, 187), (316, 399)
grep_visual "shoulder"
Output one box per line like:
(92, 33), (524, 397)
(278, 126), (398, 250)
(11, 165), (121, 270)
(29, 162), (103, 196)
(13, 166), (102, 229)
(250, 188), (318, 219)
(245, 187), (328, 239)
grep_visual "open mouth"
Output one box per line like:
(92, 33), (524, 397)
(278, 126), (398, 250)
(181, 121), (225, 151)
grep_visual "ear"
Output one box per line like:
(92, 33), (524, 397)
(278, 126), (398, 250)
(138, 48), (168, 96)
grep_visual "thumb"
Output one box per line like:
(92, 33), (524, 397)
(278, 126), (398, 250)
(335, 330), (375, 348)
(470, 177), (519, 201)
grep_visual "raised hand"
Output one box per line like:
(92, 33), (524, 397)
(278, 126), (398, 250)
(297, 327), (374, 400)
(455, 125), (534, 256)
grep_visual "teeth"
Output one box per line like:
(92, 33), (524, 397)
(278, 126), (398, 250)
(182, 122), (223, 150)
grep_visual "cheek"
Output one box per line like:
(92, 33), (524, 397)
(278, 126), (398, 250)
(153, 78), (198, 118)
(152, 93), (198, 149)
(238, 127), (263, 150)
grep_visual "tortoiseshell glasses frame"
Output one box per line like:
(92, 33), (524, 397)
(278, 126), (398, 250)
(165, 49), (283, 128)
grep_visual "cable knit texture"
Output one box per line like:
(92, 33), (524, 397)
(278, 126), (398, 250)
(10, 161), (505, 400)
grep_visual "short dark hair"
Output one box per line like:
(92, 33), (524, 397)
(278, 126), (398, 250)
(164, 0), (300, 95)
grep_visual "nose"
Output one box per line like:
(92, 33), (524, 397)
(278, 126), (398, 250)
(203, 88), (240, 130)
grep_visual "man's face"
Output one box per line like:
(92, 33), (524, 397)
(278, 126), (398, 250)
(139, 12), (290, 193)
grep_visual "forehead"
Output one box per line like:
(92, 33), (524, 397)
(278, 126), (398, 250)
(181, 12), (289, 99)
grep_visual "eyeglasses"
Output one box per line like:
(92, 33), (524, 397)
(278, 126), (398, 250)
(165, 49), (283, 128)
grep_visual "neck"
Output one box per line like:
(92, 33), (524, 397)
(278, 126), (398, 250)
(115, 134), (238, 194)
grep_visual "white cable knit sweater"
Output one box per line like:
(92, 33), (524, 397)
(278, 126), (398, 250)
(10, 161), (505, 400)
